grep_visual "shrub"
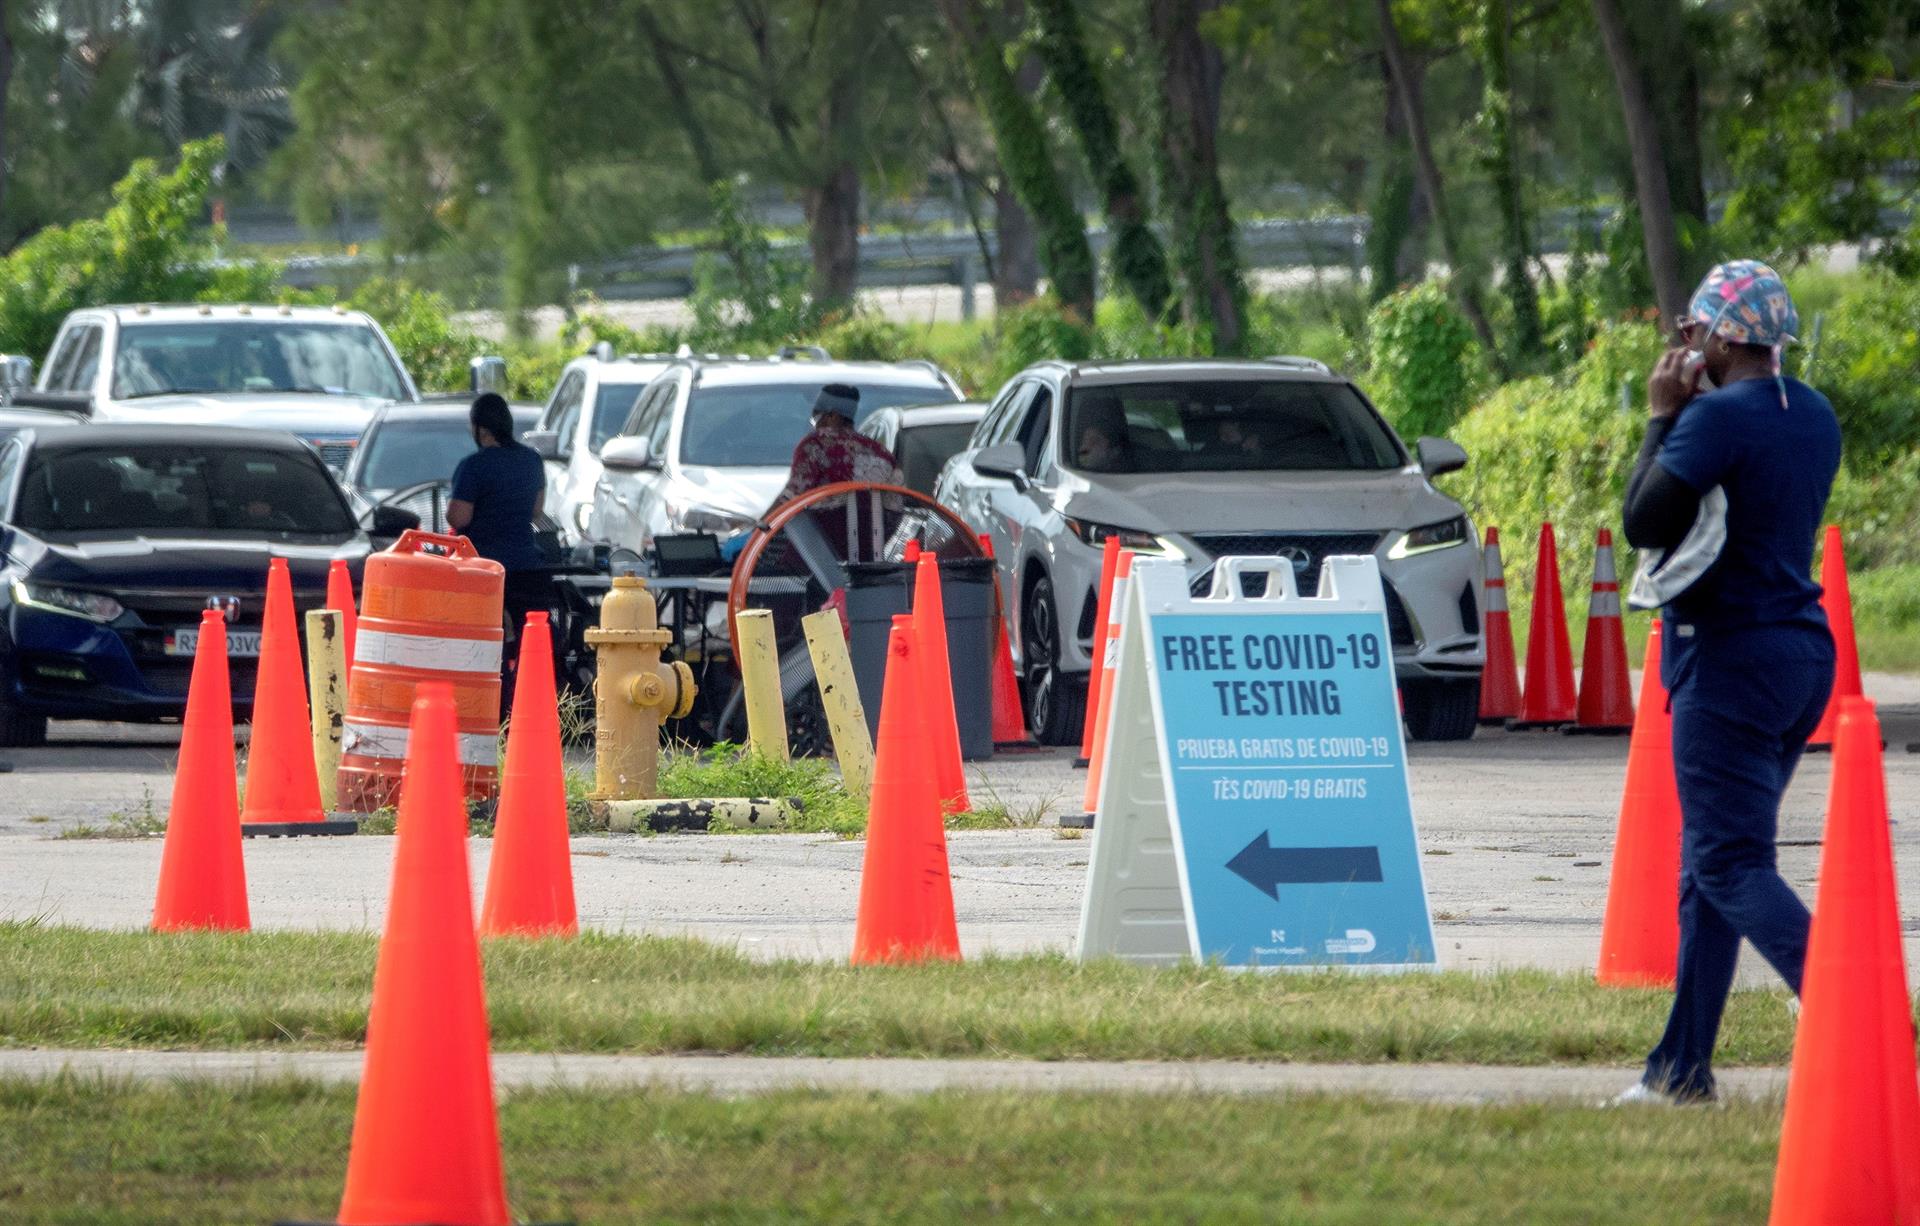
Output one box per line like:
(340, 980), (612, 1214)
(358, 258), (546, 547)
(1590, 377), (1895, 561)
(0, 137), (268, 359)
(1363, 281), (1486, 439)
(814, 310), (910, 361)
(1449, 322), (1665, 593)
(983, 296), (1094, 389)
(1802, 270), (1920, 473)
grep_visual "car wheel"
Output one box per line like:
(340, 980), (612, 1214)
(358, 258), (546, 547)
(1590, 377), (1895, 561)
(1021, 574), (1087, 747)
(1401, 678), (1479, 742)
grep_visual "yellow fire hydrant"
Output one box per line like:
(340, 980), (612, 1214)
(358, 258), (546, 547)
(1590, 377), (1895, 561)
(586, 575), (695, 800)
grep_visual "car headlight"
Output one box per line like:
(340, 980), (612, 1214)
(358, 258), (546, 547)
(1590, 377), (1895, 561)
(1062, 517), (1186, 560)
(670, 501), (756, 535)
(12, 581), (124, 623)
(1387, 515), (1471, 559)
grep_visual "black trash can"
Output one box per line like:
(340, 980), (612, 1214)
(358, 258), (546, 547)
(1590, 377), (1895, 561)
(844, 561), (915, 742)
(844, 557), (999, 761)
(915, 557), (997, 761)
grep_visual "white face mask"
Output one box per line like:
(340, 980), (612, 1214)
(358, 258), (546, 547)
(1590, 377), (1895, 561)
(1682, 348), (1717, 393)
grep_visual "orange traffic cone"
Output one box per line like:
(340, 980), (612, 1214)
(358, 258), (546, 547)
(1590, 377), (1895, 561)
(851, 618), (960, 965)
(1807, 525), (1863, 749)
(1509, 523), (1577, 729)
(152, 609), (249, 932)
(1075, 536), (1123, 767)
(980, 539), (1034, 749)
(913, 552), (970, 815)
(1571, 528), (1634, 733)
(1080, 551), (1136, 817)
(1768, 697), (1920, 1223)
(334, 683), (511, 1226)
(1595, 621), (1679, 987)
(325, 559), (358, 686)
(1478, 527), (1521, 725)
(480, 612), (577, 938)
(240, 558), (335, 836)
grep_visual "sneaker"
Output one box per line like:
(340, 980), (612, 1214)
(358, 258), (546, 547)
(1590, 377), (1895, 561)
(1607, 1081), (1716, 1107)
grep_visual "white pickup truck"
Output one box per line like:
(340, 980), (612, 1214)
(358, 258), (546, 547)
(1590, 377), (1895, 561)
(8, 304), (460, 471)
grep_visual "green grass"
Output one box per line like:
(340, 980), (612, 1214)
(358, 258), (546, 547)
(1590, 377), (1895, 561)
(0, 1078), (1785, 1223)
(0, 925), (1824, 1064)
(656, 742), (868, 834)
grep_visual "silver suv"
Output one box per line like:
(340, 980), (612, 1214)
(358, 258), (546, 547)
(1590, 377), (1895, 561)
(932, 358), (1484, 743)
(524, 345), (677, 547)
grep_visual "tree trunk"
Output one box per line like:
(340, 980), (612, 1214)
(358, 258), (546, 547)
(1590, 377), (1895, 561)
(994, 178), (1040, 305)
(1369, 49), (1431, 298)
(1374, 0), (1501, 363)
(1623, 0), (1707, 227)
(937, 0), (1095, 319)
(1475, 0), (1541, 359)
(1591, 0), (1688, 327)
(1146, 0), (1247, 354)
(1030, 0), (1171, 318)
(805, 157), (860, 309)
(0, 0), (11, 233)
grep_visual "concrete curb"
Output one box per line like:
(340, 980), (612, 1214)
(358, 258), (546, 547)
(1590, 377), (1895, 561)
(0, 1049), (1790, 1106)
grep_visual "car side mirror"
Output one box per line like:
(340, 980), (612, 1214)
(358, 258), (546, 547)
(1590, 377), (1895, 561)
(469, 355), (508, 395)
(972, 442), (1029, 489)
(523, 429), (561, 460)
(369, 505), (420, 538)
(1416, 437), (1468, 477)
(600, 435), (660, 472)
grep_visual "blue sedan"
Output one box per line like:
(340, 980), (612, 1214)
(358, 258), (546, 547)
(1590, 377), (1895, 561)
(0, 423), (413, 746)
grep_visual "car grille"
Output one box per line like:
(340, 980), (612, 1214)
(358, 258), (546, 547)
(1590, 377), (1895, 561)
(1190, 532), (1382, 593)
(311, 438), (357, 470)
(1383, 582), (1416, 647)
(115, 589), (314, 701)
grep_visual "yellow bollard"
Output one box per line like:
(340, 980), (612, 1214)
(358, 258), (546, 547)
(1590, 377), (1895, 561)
(735, 608), (788, 763)
(801, 610), (873, 797)
(305, 608), (346, 813)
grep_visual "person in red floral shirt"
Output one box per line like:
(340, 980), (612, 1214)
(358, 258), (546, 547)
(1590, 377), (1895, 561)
(772, 383), (900, 508)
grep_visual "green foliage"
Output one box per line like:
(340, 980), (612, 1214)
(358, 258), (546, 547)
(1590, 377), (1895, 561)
(1364, 281), (1487, 438)
(814, 312), (912, 361)
(986, 297), (1097, 388)
(684, 181), (823, 349)
(339, 279), (482, 393)
(0, 138), (254, 358)
(1449, 322), (1666, 591)
(1802, 270), (1920, 473)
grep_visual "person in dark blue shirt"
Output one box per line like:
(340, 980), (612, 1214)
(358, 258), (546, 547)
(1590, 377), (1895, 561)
(449, 393), (545, 572)
(1617, 260), (1841, 1105)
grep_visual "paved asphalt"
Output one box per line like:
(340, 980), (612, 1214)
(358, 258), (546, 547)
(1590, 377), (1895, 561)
(3, 674), (1918, 978)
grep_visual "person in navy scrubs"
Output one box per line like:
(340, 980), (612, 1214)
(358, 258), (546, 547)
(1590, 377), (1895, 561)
(1617, 261), (1841, 1104)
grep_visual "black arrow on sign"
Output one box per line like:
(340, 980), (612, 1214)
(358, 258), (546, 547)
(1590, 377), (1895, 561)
(1225, 832), (1383, 900)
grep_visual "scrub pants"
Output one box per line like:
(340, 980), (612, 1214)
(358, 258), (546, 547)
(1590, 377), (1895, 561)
(1644, 631), (1833, 1100)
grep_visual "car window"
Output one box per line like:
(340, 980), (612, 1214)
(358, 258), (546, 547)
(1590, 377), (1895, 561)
(110, 321), (409, 401)
(359, 419), (484, 490)
(896, 421), (980, 493)
(547, 372), (585, 459)
(1062, 380), (1404, 474)
(1017, 387), (1054, 475)
(645, 385), (675, 459)
(588, 382), (646, 454)
(0, 439), (21, 512)
(619, 381), (665, 438)
(983, 382), (1035, 447)
(64, 327), (103, 392)
(43, 329), (82, 390)
(15, 445), (356, 537)
(678, 380), (957, 467)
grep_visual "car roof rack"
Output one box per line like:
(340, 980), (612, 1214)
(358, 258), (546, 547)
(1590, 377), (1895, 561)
(1263, 355), (1334, 375)
(775, 344), (831, 362)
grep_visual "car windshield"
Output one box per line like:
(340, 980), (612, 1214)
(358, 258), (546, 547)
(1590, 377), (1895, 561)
(12, 445), (357, 537)
(1062, 380), (1404, 474)
(589, 383), (646, 453)
(896, 421), (980, 492)
(111, 321), (410, 402)
(679, 381), (958, 467)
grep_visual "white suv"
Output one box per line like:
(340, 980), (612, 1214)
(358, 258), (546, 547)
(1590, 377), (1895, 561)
(524, 346), (676, 547)
(934, 358), (1485, 743)
(590, 351), (961, 551)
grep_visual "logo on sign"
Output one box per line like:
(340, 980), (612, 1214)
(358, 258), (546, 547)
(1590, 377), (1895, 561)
(206, 594), (242, 620)
(1325, 930), (1376, 955)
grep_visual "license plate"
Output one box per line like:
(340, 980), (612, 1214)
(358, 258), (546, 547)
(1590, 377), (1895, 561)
(168, 629), (263, 657)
